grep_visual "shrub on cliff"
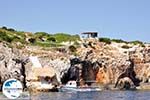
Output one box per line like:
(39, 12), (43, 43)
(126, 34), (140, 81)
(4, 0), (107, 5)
(11, 36), (26, 44)
(7, 28), (15, 32)
(53, 33), (80, 43)
(47, 37), (56, 42)
(112, 39), (128, 43)
(28, 38), (36, 43)
(34, 32), (49, 37)
(15, 31), (26, 38)
(129, 40), (144, 46)
(0, 31), (13, 42)
(69, 45), (77, 52)
(1, 26), (15, 32)
(121, 45), (131, 49)
(99, 38), (111, 44)
(1, 26), (7, 30)
(34, 32), (49, 41)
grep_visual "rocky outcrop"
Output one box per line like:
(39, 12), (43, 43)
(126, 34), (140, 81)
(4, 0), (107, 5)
(131, 46), (150, 83)
(0, 40), (150, 91)
(0, 43), (70, 91)
(0, 42), (26, 90)
(61, 57), (100, 86)
(26, 66), (59, 92)
(114, 58), (140, 89)
(74, 41), (150, 90)
(24, 52), (70, 91)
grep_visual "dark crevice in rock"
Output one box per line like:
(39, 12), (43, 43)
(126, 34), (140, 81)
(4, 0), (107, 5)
(21, 61), (27, 89)
(4, 61), (7, 68)
(61, 57), (100, 86)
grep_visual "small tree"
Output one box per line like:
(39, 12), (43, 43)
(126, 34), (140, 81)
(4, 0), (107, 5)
(2, 26), (7, 30)
(99, 38), (111, 44)
(7, 28), (15, 32)
(69, 45), (77, 52)
(47, 37), (56, 42)
(28, 38), (36, 44)
(0, 31), (13, 42)
(34, 32), (49, 41)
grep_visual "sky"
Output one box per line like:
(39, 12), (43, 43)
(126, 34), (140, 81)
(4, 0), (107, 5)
(0, 0), (150, 42)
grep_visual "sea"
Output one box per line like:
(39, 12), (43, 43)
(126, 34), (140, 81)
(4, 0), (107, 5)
(0, 91), (150, 100)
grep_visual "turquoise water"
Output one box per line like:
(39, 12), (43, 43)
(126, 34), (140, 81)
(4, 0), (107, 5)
(1, 91), (150, 100)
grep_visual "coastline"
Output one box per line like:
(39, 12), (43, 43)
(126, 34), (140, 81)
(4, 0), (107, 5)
(0, 30), (150, 93)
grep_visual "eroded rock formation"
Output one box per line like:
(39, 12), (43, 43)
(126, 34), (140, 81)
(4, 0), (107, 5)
(74, 41), (150, 90)
(61, 57), (100, 86)
(0, 40), (150, 91)
(0, 42), (26, 90)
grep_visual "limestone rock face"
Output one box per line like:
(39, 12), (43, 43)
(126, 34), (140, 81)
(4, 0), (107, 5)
(25, 54), (70, 88)
(60, 57), (100, 86)
(0, 40), (150, 91)
(132, 47), (150, 83)
(96, 67), (109, 84)
(76, 42), (131, 85)
(24, 54), (70, 91)
(45, 58), (70, 83)
(75, 41), (150, 89)
(0, 43), (26, 89)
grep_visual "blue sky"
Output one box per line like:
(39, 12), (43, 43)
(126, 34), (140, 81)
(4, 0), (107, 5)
(0, 0), (150, 42)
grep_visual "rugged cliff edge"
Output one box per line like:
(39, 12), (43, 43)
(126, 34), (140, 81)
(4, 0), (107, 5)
(0, 39), (150, 91)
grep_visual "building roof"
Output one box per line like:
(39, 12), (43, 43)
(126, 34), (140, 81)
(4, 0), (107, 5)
(81, 32), (98, 34)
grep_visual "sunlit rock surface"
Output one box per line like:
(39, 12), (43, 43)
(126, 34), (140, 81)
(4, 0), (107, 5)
(0, 40), (150, 91)
(0, 42), (26, 89)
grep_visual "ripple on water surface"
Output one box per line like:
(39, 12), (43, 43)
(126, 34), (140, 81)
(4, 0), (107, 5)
(0, 91), (150, 100)
(30, 91), (150, 100)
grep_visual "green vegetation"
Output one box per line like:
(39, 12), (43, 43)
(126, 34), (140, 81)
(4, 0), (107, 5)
(99, 37), (144, 47)
(33, 41), (63, 47)
(99, 37), (128, 44)
(111, 39), (128, 43)
(53, 33), (80, 43)
(32, 33), (80, 47)
(99, 38), (111, 44)
(0, 29), (26, 43)
(2, 26), (16, 32)
(129, 40), (143, 45)
(0, 26), (80, 47)
(47, 37), (56, 42)
(34, 32), (49, 41)
(0, 26), (145, 48)
(121, 45), (131, 49)
(129, 41), (145, 47)
(0, 31), (12, 42)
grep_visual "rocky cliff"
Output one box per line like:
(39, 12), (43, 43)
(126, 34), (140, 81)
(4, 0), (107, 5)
(0, 42), (26, 90)
(0, 39), (150, 91)
(61, 40), (150, 90)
